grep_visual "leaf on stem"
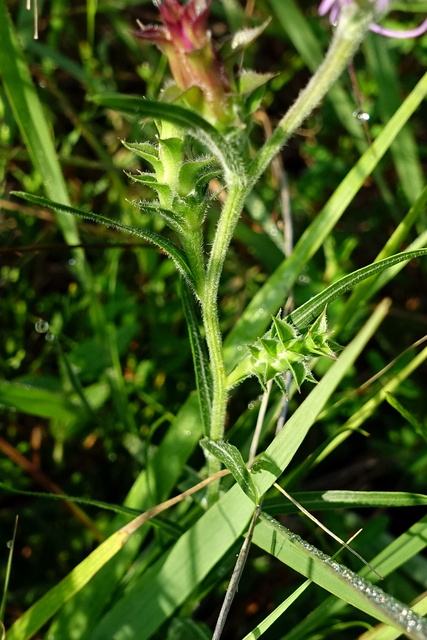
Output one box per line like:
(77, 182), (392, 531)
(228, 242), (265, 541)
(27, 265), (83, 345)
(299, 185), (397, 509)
(201, 439), (258, 504)
(11, 192), (196, 290)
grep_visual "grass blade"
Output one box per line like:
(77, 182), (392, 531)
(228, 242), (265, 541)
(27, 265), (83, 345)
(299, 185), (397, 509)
(254, 513), (427, 640)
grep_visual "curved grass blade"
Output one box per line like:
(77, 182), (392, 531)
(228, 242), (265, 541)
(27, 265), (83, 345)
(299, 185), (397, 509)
(0, 482), (142, 517)
(5, 469), (226, 640)
(287, 248), (427, 330)
(11, 192), (196, 289)
(90, 94), (243, 177)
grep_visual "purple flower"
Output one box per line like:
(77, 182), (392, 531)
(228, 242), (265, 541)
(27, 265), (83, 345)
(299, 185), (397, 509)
(135, 0), (231, 122)
(318, 0), (427, 38)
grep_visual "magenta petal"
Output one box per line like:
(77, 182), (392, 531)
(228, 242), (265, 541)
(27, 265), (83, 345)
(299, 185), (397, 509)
(318, 0), (337, 17)
(369, 16), (427, 38)
(134, 24), (169, 43)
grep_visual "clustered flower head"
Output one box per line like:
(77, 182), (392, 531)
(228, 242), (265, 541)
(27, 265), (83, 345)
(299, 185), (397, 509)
(135, 0), (231, 122)
(318, 0), (427, 38)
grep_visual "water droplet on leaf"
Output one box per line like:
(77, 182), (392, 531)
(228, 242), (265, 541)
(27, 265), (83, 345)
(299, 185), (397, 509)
(35, 320), (49, 333)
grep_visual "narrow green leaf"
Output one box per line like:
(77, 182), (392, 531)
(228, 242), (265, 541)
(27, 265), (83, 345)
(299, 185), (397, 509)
(200, 439), (258, 504)
(11, 192), (196, 289)
(5, 529), (130, 640)
(0, 0), (82, 255)
(180, 281), (212, 435)
(385, 393), (427, 441)
(254, 513), (427, 640)
(0, 482), (142, 518)
(263, 490), (427, 515)
(287, 249), (427, 329)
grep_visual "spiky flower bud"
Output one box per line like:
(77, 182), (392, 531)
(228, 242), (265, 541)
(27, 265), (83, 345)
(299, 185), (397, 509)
(227, 310), (337, 393)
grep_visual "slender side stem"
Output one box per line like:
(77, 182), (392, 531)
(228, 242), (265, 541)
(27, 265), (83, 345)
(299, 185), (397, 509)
(200, 179), (248, 471)
(248, 2), (375, 187)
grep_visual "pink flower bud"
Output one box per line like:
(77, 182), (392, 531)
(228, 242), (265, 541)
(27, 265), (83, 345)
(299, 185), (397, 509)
(135, 0), (231, 123)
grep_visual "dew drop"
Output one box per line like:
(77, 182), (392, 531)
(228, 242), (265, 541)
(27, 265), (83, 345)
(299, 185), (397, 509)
(6, 540), (13, 549)
(236, 345), (243, 351)
(35, 320), (49, 333)
(45, 332), (55, 342)
(352, 110), (370, 122)
(183, 429), (192, 436)
(68, 258), (77, 266)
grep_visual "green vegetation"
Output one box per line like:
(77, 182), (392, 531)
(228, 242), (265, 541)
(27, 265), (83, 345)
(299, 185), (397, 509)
(1, 1), (427, 639)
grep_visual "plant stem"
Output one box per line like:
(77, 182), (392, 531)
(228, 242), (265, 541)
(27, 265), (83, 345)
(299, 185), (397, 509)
(248, 2), (375, 187)
(200, 179), (247, 482)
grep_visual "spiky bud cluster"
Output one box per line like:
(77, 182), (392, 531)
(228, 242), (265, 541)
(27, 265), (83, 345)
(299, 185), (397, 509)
(228, 310), (337, 393)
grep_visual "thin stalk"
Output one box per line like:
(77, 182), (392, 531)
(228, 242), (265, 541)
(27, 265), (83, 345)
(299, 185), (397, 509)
(201, 179), (248, 445)
(248, 2), (375, 187)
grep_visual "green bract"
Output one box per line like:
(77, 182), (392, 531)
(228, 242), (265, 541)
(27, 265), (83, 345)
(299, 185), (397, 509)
(228, 311), (337, 393)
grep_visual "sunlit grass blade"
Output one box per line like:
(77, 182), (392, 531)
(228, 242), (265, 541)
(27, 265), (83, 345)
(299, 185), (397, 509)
(223, 70), (427, 372)
(359, 593), (427, 640)
(241, 579), (311, 640)
(279, 515), (427, 640)
(254, 513), (427, 640)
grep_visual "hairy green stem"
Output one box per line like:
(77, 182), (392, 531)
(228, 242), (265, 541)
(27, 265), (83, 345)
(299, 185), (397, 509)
(248, 2), (375, 187)
(201, 179), (247, 438)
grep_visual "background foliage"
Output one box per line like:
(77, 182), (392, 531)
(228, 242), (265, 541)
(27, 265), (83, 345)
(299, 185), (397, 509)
(1, 1), (427, 639)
